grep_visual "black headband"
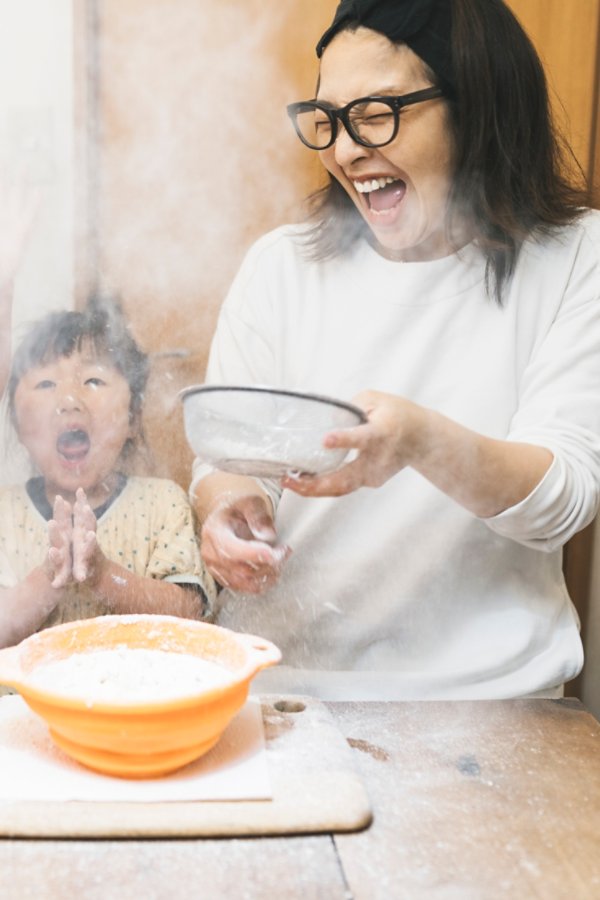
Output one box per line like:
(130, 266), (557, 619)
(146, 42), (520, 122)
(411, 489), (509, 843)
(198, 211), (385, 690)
(316, 0), (454, 95)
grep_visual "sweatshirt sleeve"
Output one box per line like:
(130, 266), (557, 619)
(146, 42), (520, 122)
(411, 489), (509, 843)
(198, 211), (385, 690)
(484, 217), (600, 551)
(484, 450), (599, 551)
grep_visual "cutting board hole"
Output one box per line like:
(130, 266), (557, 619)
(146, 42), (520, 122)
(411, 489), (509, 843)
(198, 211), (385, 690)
(273, 700), (306, 714)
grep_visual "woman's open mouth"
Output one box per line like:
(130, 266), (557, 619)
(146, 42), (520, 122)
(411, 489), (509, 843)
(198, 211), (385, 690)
(353, 177), (407, 216)
(56, 429), (91, 463)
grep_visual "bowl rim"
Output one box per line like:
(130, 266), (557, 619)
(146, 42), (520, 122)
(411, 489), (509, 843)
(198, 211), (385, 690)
(178, 383), (368, 425)
(1, 615), (281, 713)
(13, 671), (240, 714)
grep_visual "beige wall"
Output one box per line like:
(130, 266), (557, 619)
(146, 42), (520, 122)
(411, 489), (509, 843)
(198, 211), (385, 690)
(1, 0), (75, 482)
(506, 0), (600, 183)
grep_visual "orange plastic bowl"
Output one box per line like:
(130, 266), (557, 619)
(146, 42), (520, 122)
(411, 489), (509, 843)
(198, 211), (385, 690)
(0, 614), (281, 779)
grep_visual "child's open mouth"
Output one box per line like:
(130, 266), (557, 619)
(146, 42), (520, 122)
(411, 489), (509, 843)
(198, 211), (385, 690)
(56, 429), (91, 462)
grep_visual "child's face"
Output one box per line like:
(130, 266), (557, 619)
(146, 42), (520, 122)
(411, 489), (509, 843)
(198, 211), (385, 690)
(13, 348), (135, 506)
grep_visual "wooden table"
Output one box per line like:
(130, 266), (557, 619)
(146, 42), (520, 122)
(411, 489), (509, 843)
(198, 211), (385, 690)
(0, 698), (598, 899)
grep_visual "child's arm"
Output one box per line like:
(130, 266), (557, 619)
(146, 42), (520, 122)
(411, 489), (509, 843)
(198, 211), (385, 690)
(72, 489), (207, 620)
(0, 526), (71, 649)
(0, 570), (63, 649)
(0, 495), (79, 647)
(78, 559), (207, 619)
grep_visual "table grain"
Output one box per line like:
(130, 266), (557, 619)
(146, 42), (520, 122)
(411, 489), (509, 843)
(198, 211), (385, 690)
(0, 698), (598, 900)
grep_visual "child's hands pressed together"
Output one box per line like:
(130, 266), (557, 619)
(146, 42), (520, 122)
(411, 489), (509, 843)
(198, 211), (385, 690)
(72, 488), (104, 584)
(46, 490), (105, 588)
(46, 495), (74, 589)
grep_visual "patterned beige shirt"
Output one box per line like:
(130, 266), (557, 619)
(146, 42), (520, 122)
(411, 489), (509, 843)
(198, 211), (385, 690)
(0, 476), (216, 629)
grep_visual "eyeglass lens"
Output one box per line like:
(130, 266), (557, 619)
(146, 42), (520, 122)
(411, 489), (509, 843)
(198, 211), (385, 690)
(295, 99), (397, 149)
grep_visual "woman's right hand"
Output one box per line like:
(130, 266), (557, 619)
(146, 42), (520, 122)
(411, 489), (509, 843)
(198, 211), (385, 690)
(201, 493), (291, 594)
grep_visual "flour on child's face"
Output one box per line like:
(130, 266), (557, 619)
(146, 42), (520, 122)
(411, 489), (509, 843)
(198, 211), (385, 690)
(13, 349), (134, 507)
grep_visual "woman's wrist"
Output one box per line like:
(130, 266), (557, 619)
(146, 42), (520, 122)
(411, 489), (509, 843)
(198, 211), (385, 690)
(401, 401), (440, 469)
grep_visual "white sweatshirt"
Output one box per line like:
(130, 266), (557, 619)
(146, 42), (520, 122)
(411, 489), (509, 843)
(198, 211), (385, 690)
(192, 210), (600, 699)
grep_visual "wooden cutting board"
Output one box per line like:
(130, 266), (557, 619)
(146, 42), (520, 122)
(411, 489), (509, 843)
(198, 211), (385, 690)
(0, 695), (372, 838)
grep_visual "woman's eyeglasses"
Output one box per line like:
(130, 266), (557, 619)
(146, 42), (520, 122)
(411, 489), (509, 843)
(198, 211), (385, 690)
(287, 86), (444, 150)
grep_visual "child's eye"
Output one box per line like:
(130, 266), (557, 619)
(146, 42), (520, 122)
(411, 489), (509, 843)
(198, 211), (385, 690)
(85, 377), (106, 387)
(34, 379), (56, 390)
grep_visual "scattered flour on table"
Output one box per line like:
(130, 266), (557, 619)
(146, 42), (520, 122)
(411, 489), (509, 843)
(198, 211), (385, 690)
(28, 648), (235, 704)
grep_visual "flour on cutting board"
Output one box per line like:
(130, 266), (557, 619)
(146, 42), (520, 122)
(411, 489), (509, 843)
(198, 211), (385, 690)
(0, 694), (271, 802)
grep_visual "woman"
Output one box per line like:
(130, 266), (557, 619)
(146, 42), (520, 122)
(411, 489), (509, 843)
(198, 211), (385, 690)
(191, 0), (600, 699)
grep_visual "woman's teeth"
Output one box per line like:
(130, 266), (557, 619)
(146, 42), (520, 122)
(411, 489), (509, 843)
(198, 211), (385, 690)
(353, 176), (398, 193)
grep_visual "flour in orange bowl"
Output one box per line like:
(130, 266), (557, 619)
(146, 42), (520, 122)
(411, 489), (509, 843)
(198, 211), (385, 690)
(28, 647), (236, 705)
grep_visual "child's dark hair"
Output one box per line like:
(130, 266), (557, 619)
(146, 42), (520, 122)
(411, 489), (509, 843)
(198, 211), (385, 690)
(8, 298), (149, 427)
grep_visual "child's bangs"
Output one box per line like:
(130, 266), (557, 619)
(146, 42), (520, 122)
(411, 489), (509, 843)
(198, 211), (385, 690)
(8, 305), (149, 421)
(17, 317), (110, 373)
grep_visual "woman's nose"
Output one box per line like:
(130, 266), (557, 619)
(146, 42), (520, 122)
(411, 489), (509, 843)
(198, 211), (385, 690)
(332, 124), (368, 166)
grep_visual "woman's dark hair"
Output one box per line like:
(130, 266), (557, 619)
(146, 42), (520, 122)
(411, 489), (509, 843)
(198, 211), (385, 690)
(302, 0), (588, 303)
(8, 297), (149, 458)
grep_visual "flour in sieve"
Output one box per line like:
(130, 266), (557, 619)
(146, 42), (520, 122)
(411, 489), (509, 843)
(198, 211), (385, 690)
(27, 647), (236, 704)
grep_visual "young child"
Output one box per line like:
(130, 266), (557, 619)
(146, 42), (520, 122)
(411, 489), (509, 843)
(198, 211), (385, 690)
(0, 301), (216, 648)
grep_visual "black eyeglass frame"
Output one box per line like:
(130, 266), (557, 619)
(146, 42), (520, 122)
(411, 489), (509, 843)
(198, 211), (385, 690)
(287, 86), (444, 150)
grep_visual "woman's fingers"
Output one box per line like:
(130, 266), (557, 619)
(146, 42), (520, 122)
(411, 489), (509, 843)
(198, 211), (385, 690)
(202, 528), (290, 593)
(322, 422), (369, 450)
(201, 498), (291, 593)
(282, 458), (365, 496)
(282, 392), (425, 496)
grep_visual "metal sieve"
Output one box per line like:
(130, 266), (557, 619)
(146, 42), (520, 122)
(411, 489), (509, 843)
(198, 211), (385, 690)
(180, 384), (367, 478)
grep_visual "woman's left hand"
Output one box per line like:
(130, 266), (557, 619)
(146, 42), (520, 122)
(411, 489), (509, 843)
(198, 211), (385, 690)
(281, 390), (425, 497)
(281, 389), (554, 519)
